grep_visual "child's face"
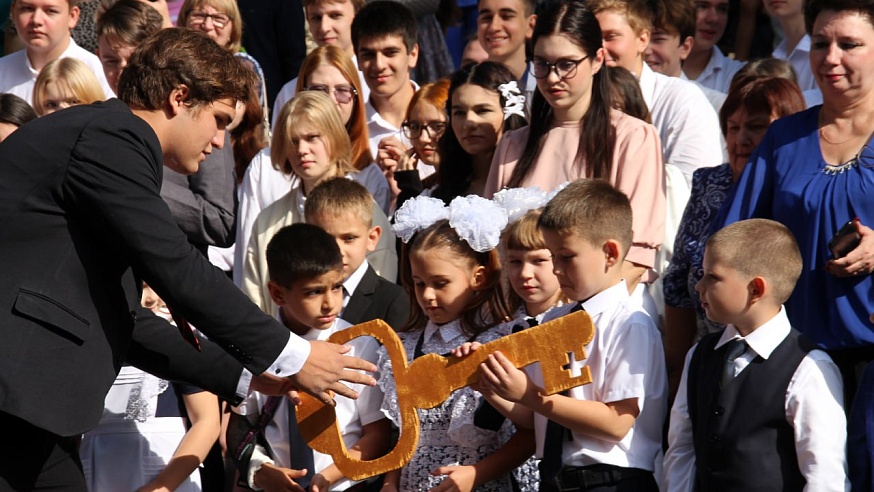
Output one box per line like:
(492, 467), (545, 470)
(306, 62), (356, 125)
(450, 84), (505, 157)
(533, 34), (601, 121)
(645, 29), (693, 77)
(410, 247), (484, 325)
(693, 0), (729, 54)
(39, 81), (81, 115)
(506, 248), (561, 311)
(288, 121), (336, 189)
(98, 38), (136, 94)
(595, 10), (649, 74)
(357, 35), (418, 100)
(695, 248), (751, 325)
(407, 100), (447, 166)
(273, 269), (346, 335)
(307, 212), (380, 276)
(462, 37), (490, 67)
(542, 229), (613, 302)
(307, 0), (356, 54)
(476, 0), (536, 63)
(14, 0), (79, 55)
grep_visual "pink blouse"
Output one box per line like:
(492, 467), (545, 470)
(485, 110), (665, 269)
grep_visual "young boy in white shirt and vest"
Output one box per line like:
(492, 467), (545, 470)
(664, 218), (848, 492)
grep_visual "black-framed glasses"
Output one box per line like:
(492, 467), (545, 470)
(189, 11), (232, 28)
(402, 120), (447, 139)
(305, 84), (358, 104)
(530, 56), (589, 79)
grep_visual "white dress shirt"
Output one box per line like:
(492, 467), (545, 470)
(527, 281), (668, 471)
(0, 37), (114, 104)
(683, 46), (744, 95)
(773, 35), (819, 92)
(341, 260), (369, 311)
(236, 318), (385, 491)
(664, 307), (849, 492)
(638, 63), (724, 186)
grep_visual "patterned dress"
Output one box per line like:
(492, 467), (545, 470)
(663, 163), (732, 338)
(377, 319), (513, 491)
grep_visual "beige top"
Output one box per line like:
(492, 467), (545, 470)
(485, 110), (665, 269)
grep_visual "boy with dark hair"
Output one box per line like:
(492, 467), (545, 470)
(351, 0), (421, 175)
(474, 179), (667, 492)
(234, 223), (391, 491)
(664, 219), (847, 491)
(95, 0), (164, 94)
(681, 0), (744, 94)
(477, 0), (537, 100)
(304, 177), (409, 330)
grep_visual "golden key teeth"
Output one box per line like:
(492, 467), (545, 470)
(294, 311), (596, 481)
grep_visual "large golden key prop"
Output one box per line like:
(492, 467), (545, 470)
(295, 310), (595, 480)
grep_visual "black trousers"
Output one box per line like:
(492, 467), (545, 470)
(539, 464), (658, 492)
(0, 412), (87, 492)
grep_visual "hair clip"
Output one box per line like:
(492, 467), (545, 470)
(493, 187), (551, 223)
(498, 81), (526, 121)
(448, 195), (508, 252)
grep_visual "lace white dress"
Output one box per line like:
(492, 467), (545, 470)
(377, 319), (512, 491)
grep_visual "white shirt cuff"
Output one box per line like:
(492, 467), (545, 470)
(247, 444), (275, 490)
(236, 334), (311, 398)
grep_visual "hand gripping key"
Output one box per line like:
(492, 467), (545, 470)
(294, 310), (595, 480)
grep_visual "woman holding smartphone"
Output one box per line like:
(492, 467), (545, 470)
(719, 0), (874, 400)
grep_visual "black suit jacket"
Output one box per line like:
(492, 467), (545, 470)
(342, 266), (410, 330)
(0, 100), (291, 436)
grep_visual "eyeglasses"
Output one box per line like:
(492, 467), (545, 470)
(530, 56), (589, 79)
(188, 11), (232, 28)
(305, 84), (358, 104)
(402, 120), (447, 139)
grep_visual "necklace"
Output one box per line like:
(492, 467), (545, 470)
(819, 125), (861, 146)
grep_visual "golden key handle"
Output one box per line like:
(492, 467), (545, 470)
(295, 311), (595, 481)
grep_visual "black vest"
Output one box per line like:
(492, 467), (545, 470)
(688, 329), (815, 492)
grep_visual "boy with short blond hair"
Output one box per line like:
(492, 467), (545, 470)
(590, 0), (722, 185)
(232, 223), (391, 492)
(664, 219), (848, 491)
(475, 179), (667, 492)
(304, 178), (408, 330)
(0, 0), (113, 103)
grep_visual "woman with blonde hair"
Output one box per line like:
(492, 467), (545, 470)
(177, 0), (242, 53)
(32, 58), (105, 116)
(242, 91), (397, 313)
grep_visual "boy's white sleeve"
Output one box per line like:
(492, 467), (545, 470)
(663, 347), (696, 492)
(787, 350), (849, 492)
(247, 443), (275, 491)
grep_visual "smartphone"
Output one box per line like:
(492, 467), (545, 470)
(829, 220), (861, 259)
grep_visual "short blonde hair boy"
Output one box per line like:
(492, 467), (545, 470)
(538, 179), (633, 259)
(587, 0), (654, 34)
(304, 177), (375, 227)
(271, 91), (355, 178)
(706, 219), (802, 304)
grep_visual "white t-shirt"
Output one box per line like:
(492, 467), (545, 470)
(527, 280), (668, 471)
(683, 46), (744, 95)
(773, 34), (818, 92)
(0, 37), (114, 104)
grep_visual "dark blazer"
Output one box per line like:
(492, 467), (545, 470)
(342, 265), (410, 330)
(0, 100), (291, 436)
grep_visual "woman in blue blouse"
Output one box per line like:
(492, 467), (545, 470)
(718, 0), (874, 398)
(662, 77), (805, 397)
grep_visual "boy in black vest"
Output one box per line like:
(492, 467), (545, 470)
(663, 219), (848, 491)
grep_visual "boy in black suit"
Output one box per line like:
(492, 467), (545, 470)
(305, 178), (409, 330)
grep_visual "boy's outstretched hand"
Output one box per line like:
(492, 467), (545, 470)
(479, 351), (535, 404)
(253, 463), (308, 492)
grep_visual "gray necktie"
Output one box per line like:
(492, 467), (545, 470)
(720, 339), (747, 388)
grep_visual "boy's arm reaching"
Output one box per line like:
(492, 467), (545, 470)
(311, 418), (393, 492)
(480, 352), (638, 442)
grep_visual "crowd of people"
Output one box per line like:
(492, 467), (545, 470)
(2, 0), (874, 490)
